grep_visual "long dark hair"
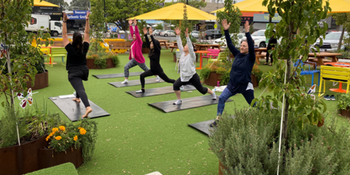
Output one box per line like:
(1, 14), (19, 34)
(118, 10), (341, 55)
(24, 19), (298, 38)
(72, 32), (83, 53)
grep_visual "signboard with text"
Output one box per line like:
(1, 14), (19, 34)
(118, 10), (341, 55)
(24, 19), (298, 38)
(253, 14), (281, 23)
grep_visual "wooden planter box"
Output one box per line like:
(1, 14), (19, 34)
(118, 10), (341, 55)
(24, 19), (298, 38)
(173, 54), (177, 62)
(204, 72), (222, 86)
(26, 70), (49, 90)
(86, 58), (116, 69)
(38, 147), (84, 169)
(251, 74), (259, 88)
(142, 48), (150, 54)
(0, 135), (48, 175)
(219, 160), (228, 175)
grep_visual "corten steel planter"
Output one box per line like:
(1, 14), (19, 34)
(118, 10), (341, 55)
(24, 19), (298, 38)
(203, 72), (222, 86)
(0, 135), (48, 175)
(38, 146), (84, 169)
(86, 58), (116, 69)
(251, 74), (259, 88)
(26, 70), (49, 90)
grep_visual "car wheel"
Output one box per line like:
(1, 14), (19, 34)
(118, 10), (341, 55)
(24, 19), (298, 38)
(259, 42), (266, 48)
(164, 34), (168, 37)
(52, 31), (59, 37)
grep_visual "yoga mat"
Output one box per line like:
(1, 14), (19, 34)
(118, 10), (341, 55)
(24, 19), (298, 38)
(126, 85), (196, 98)
(49, 96), (110, 122)
(109, 78), (164, 88)
(93, 72), (142, 79)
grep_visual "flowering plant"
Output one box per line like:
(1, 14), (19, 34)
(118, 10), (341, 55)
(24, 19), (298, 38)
(46, 119), (98, 161)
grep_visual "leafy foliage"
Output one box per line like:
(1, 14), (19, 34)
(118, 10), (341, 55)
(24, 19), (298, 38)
(90, 0), (106, 55)
(257, 0), (330, 139)
(216, 0), (241, 47)
(0, 0), (51, 108)
(337, 93), (350, 110)
(180, 4), (191, 46)
(209, 109), (350, 175)
(155, 24), (163, 30)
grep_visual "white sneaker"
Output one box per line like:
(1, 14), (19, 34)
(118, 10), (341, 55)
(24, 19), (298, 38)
(180, 86), (185, 91)
(212, 91), (217, 100)
(136, 90), (144, 94)
(173, 99), (182, 105)
(121, 79), (128, 84)
(156, 76), (160, 82)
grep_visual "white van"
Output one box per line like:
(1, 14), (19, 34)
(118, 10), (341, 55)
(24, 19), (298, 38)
(25, 14), (62, 36)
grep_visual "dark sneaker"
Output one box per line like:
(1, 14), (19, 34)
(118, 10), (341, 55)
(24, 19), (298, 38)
(209, 120), (219, 127)
(324, 95), (330, 101)
(330, 95), (335, 101)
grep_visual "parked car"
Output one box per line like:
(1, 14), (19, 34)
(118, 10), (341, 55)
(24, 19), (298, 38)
(250, 29), (267, 47)
(153, 29), (162, 36)
(214, 33), (245, 47)
(204, 29), (222, 39)
(162, 30), (175, 37)
(311, 31), (349, 52)
(190, 31), (200, 38)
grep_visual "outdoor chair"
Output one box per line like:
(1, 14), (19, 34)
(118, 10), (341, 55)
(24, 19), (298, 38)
(293, 59), (320, 86)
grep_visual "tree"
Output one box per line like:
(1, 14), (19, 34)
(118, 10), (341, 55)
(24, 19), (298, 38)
(90, 0), (105, 54)
(155, 23), (163, 30)
(106, 0), (164, 36)
(216, 0), (241, 47)
(0, 0), (51, 144)
(165, 0), (206, 9)
(330, 13), (350, 52)
(256, 0), (330, 142)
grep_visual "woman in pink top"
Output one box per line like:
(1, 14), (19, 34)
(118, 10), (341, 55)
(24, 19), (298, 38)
(122, 19), (159, 84)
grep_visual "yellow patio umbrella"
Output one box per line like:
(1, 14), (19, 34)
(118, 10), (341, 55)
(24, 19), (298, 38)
(128, 3), (216, 20)
(33, 0), (59, 7)
(210, 0), (350, 13)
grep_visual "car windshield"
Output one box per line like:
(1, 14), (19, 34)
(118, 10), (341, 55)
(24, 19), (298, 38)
(251, 30), (265, 36)
(325, 33), (342, 40)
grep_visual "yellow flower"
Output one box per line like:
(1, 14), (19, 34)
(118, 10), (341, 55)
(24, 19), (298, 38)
(52, 127), (59, 133)
(55, 136), (62, 140)
(74, 135), (78, 141)
(46, 135), (51, 141)
(78, 127), (82, 130)
(59, 126), (65, 132)
(80, 128), (86, 135)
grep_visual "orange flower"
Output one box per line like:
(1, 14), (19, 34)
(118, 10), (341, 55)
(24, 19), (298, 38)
(52, 127), (58, 133)
(49, 132), (54, 137)
(55, 136), (62, 140)
(59, 126), (65, 132)
(78, 127), (82, 130)
(80, 128), (87, 135)
(46, 135), (51, 141)
(74, 135), (78, 141)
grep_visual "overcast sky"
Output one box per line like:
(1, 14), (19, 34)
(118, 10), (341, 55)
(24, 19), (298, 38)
(64, 0), (245, 5)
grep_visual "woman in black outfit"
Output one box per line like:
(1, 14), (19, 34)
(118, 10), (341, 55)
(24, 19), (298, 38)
(265, 31), (277, 66)
(136, 27), (175, 93)
(62, 12), (92, 118)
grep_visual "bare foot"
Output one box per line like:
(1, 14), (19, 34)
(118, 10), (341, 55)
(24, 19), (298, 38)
(82, 107), (92, 118)
(72, 98), (81, 103)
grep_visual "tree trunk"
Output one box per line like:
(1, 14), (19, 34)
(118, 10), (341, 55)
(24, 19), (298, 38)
(338, 27), (345, 52)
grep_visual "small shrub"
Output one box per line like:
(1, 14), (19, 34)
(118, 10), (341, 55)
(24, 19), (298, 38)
(94, 58), (107, 69)
(337, 93), (350, 110)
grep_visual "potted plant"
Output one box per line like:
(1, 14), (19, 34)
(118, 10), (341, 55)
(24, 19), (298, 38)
(172, 51), (177, 62)
(337, 93), (350, 117)
(86, 52), (120, 69)
(251, 64), (262, 87)
(199, 60), (231, 86)
(38, 119), (97, 169)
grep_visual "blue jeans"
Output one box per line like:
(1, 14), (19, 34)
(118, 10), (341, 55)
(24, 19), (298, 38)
(217, 87), (255, 116)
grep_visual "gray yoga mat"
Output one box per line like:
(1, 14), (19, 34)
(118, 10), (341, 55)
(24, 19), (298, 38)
(188, 116), (235, 136)
(148, 95), (232, 113)
(49, 96), (110, 122)
(126, 85), (196, 98)
(109, 78), (164, 88)
(93, 72), (142, 79)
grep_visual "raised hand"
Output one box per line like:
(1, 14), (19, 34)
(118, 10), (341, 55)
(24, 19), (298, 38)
(143, 27), (147, 35)
(133, 18), (137, 25)
(244, 20), (250, 33)
(185, 28), (189, 37)
(221, 19), (231, 31)
(128, 19), (132, 25)
(86, 12), (90, 20)
(175, 27), (181, 35)
(63, 12), (68, 21)
(149, 27), (153, 35)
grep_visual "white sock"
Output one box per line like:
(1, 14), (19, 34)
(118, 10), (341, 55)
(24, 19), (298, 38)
(212, 91), (217, 100)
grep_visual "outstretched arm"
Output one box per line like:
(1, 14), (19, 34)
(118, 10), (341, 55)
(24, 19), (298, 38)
(143, 27), (150, 49)
(149, 28), (161, 53)
(62, 13), (69, 47)
(175, 27), (184, 53)
(129, 19), (134, 36)
(244, 21), (255, 63)
(185, 28), (196, 61)
(83, 12), (90, 43)
(221, 19), (240, 56)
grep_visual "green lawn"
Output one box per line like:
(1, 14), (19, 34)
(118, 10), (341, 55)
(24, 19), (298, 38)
(2, 49), (349, 175)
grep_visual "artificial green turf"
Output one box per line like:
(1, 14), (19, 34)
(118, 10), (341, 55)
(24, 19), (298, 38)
(1, 49), (349, 175)
(26, 163), (78, 175)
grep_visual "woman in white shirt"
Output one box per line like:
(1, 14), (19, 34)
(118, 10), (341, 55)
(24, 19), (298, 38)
(173, 28), (216, 105)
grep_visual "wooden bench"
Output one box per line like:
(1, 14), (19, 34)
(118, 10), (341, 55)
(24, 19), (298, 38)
(109, 41), (130, 53)
(318, 65), (350, 97)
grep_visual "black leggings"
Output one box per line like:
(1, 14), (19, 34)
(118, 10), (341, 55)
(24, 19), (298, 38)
(68, 71), (90, 108)
(266, 48), (273, 63)
(140, 70), (175, 89)
(173, 73), (208, 94)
